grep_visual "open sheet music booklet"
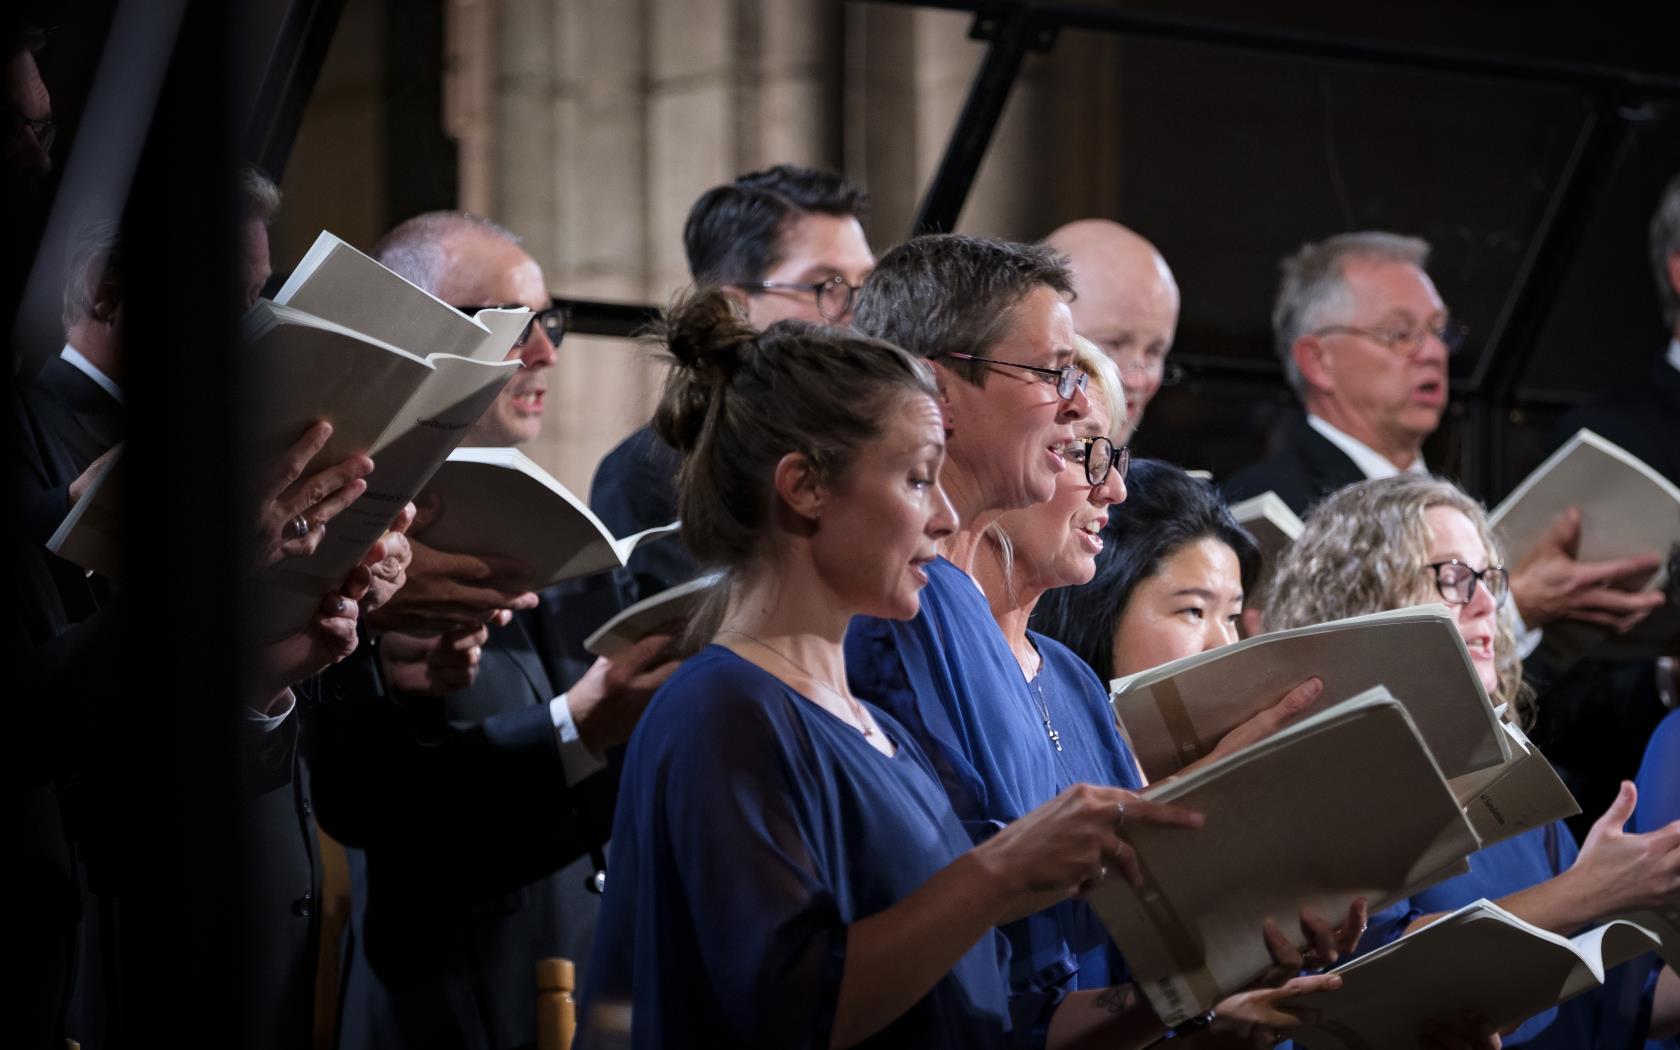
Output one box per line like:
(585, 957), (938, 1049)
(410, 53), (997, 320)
(1490, 428), (1680, 662)
(1290, 899), (1661, 1050)
(1110, 605), (1509, 790)
(584, 573), (722, 658)
(47, 231), (531, 638)
(1088, 686), (1483, 1027)
(1227, 490), (1303, 589)
(421, 447), (681, 588)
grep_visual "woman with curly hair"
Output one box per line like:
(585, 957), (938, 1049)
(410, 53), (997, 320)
(1265, 474), (1680, 1048)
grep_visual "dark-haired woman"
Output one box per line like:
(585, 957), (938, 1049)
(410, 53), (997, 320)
(578, 290), (1332, 1049)
(1032, 458), (1265, 684)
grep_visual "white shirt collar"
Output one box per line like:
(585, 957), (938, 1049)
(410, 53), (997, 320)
(1667, 337), (1680, 375)
(1305, 414), (1427, 481)
(60, 343), (123, 404)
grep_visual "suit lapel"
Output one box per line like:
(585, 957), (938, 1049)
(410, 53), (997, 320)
(35, 356), (123, 462)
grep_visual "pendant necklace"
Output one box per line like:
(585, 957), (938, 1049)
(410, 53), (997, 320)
(1023, 642), (1063, 752)
(719, 629), (874, 738)
(1032, 678), (1064, 752)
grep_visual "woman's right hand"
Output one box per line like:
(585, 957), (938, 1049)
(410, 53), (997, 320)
(1564, 780), (1680, 917)
(1210, 973), (1341, 1045)
(973, 784), (1203, 924)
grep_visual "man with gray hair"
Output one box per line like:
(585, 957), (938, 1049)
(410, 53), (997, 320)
(1221, 231), (1456, 513)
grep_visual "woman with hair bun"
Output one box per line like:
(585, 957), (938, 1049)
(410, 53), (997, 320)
(578, 290), (1335, 1049)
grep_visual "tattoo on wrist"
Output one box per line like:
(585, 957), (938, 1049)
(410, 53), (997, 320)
(1094, 984), (1135, 1014)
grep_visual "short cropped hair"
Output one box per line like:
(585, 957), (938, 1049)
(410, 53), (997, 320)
(852, 234), (1074, 387)
(1650, 172), (1680, 330)
(1273, 232), (1430, 395)
(62, 219), (121, 329)
(371, 211), (521, 295)
(241, 166), (282, 225)
(683, 164), (868, 286)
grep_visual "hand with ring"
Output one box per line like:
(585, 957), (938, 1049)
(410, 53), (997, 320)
(255, 420), (375, 569)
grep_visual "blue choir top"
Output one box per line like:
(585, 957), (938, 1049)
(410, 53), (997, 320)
(579, 645), (1014, 1049)
(1634, 708), (1680, 1050)
(1360, 814), (1655, 1047)
(845, 556), (1145, 1033)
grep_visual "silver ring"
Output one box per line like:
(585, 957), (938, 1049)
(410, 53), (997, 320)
(1115, 802), (1126, 829)
(284, 515), (311, 540)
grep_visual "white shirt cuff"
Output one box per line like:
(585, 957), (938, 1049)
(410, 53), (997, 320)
(1508, 604), (1544, 661)
(246, 689), (296, 733)
(549, 692), (608, 787)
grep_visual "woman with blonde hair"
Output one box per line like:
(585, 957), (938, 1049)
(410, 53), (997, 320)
(1266, 474), (1680, 1048)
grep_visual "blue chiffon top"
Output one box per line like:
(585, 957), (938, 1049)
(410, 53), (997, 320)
(579, 645), (1014, 1049)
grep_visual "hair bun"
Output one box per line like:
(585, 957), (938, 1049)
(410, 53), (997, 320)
(653, 288), (757, 453)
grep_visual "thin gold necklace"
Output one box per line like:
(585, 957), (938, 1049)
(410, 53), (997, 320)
(718, 629), (875, 738)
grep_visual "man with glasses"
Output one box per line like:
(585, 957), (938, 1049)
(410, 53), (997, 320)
(1044, 219), (1183, 446)
(1221, 231), (1458, 513)
(310, 211), (677, 1050)
(590, 163), (874, 599)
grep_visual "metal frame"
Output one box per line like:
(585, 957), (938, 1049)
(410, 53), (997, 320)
(240, 0), (1677, 484)
(245, 0), (348, 180)
(865, 0), (1680, 494)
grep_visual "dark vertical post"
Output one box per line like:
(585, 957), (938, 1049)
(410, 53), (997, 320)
(909, 7), (1046, 236)
(120, 0), (250, 1039)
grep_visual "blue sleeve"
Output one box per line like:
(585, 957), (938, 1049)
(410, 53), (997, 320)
(1635, 709), (1680, 833)
(657, 684), (848, 1046)
(845, 616), (1001, 843)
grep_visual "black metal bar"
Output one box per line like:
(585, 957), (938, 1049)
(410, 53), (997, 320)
(859, 0), (1680, 94)
(121, 0), (249, 1040)
(244, 0), (348, 177)
(553, 297), (664, 341)
(910, 6), (1044, 235)
(1471, 96), (1633, 495)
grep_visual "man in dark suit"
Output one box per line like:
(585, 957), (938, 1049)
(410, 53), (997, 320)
(309, 211), (679, 1050)
(589, 164), (875, 600)
(1221, 231), (1665, 634)
(1219, 232), (1453, 515)
(7, 169), (384, 1050)
(1518, 173), (1680, 838)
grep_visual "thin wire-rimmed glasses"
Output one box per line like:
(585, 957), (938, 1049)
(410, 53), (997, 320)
(1426, 560), (1509, 608)
(933, 351), (1089, 400)
(453, 303), (569, 349)
(1313, 319), (1470, 357)
(1063, 436), (1129, 487)
(740, 274), (861, 323)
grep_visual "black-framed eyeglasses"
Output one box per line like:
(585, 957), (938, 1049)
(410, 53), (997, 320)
(1109, 351), (1187, 388)
(1426, 560), (1509, 609)
(739, 274), (860, 323)
(452, 303), (568, 349)
(1063, 436), (1129, 487)
(1313, 319), (1470, 357)
(934, 351), (1089, 400)
(2, 106), (55, 153)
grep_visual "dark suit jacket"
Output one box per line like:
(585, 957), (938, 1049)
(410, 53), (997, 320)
(12, 356), (321, 1050)
(1218, 413), (1369, 517)
(1556, 358), (1680, 488)
(310, 571), (631, 1050)
(589, 423), (697, 600)
(1528, 355), (1680, 840)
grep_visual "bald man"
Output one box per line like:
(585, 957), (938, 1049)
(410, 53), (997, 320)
(310, 212), (675, 1050)
(1043, 219), (1181, 445)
